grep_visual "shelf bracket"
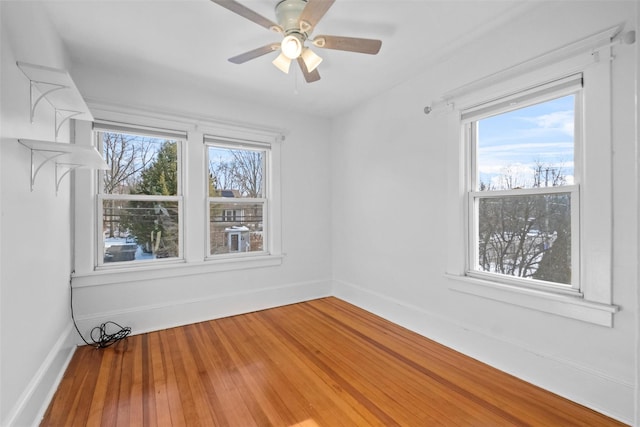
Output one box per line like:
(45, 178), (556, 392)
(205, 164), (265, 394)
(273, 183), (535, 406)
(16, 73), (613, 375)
(18, 139), (108, 194)
(55, 109), (83, 140)
(55, 163), (83, 194)
(28, 148), (66, 191)
(29, 80), (68, 123)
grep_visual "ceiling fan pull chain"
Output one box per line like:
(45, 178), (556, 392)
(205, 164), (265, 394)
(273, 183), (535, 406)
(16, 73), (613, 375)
(294, 67), (300, 95)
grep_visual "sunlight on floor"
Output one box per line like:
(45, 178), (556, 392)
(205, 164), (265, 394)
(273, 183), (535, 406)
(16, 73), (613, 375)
(289, 419), (319, 427)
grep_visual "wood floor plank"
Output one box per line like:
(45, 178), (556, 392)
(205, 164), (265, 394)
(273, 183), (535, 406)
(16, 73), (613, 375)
(299, 300), (523, 423)
(115, 338), (135, 426)
(41, 297), (627, 426)
(85, 343), (115, 425)
(147, 331), (173, 426)
(310, 297), (619, 426)
(209, 317), (281, 425)
(181, 324), (230, 426)
(261, 300), (516, 425)
(45, 343), (103, 426)
(139, 334), (156, 427)
(241, 310), (375, 426)
(158, 328), (188, 426)
(194, 321), (260, 425)
(258, 305), (421, 424)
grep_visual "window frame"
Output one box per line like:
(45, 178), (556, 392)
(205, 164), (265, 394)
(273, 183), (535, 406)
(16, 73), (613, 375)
(94, 123), (186, 269)
(71, 104), (285, 287)
(463, 78), (582, 294)
(204, 136), (271, 260)
(443, 49), (619, 326)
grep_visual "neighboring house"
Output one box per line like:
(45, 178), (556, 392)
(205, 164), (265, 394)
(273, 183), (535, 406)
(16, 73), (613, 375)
(211, 189), (262, 253)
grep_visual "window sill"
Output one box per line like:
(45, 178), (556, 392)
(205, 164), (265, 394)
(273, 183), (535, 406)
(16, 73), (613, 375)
(73, 254), (284, 288)
(445, 273), (619, 327)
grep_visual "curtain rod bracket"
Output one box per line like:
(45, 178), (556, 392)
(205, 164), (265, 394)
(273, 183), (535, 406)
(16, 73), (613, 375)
(424, 101), (454, 116)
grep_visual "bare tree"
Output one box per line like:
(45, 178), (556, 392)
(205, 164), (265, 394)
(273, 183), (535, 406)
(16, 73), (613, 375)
(209, 148), (263, 197)
(231, 150), (263, 197)
(533, 160), (567, 188)
(102, 133), (155, 194)
(101, 133), (155, 238)
(478, 162), (571, 284)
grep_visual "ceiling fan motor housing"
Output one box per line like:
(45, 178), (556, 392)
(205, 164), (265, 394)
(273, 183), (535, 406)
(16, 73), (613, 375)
(275, 0), (308, 34)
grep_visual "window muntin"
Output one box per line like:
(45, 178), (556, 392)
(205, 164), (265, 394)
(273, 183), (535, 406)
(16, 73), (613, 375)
(206, 141), (268, 258)
(466, 85), (580, 292)
(97, 128), (183, 265)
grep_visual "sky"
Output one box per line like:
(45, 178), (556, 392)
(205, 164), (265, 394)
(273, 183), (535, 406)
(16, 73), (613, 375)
(476, 94), (575, 190)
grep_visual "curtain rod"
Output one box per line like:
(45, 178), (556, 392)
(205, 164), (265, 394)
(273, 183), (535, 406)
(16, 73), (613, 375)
(424, 26), (635, 116)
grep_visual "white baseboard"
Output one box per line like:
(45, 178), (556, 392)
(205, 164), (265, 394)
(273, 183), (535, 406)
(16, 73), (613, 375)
(3, 324), (77, 427)
(74, 279), (333, 339)
(332, 279), (634, 425)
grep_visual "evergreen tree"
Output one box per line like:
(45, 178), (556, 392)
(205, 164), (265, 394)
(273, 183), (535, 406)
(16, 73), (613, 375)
(138, 142), (178, 196)
(122, 141), (179, 258)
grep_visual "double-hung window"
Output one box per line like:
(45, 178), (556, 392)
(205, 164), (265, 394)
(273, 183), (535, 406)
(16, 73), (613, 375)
(446, 60), (619, 326)
(95, 123), (185, 266)
(72, 113), (283, 285)
(464, 75), (582, 294)
(205, 136), (269, 258)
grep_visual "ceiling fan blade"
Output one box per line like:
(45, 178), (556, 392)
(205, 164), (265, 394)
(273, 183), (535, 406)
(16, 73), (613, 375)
(210, 0), (282, 32)
(298, 0), (336, 32)
(313, 35), (382, 55)
(297, 57), (321, 83)
(229, 44), (279, 64)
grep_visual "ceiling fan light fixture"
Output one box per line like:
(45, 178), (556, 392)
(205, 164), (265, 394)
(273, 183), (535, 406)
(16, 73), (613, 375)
(210, 0), (383, 84)
(301, 47), (323, 72)
(281, 34), (303, 59)
(272, 52), (292, 73)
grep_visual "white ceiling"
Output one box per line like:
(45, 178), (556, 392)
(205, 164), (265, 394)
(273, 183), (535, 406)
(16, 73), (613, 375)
(40, 0), (538, 118)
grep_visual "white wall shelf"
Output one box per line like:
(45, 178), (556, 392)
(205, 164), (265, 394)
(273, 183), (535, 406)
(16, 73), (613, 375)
(16, 61), (94, 140)
(18, 139), (107, 193)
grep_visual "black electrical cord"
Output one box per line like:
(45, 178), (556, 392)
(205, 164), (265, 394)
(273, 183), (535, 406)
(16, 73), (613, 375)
(70, 272), (131, 349)
(89, 321), (132, 348)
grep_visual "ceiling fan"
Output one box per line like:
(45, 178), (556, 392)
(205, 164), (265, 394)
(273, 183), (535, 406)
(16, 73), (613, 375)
(209, 0), (382, 83)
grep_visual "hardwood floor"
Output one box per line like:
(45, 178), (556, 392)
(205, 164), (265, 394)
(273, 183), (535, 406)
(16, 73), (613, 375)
(42, 297), (626, 426)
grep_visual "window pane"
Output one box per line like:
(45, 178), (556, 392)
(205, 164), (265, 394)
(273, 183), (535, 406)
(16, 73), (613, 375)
(208, 146), (264, 198)
(101, 132), (179, 196)
(102, 200), (180, 262)
(210, 202), (263, 255)
(476, 95), (574, 191)
(476, 193), (571, 285)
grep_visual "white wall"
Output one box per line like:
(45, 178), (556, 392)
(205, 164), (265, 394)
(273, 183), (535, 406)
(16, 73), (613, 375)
(0, 3), (78, 426)
(1, 2), (333, 426)
(65, 60), (333, 337)
(636, 2), (640, 423)
(331, 1), (637, 424)
(2, 0), (638, 425)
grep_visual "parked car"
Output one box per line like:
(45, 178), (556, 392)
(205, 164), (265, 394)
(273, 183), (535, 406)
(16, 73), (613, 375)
(104, 240), (137, 262)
